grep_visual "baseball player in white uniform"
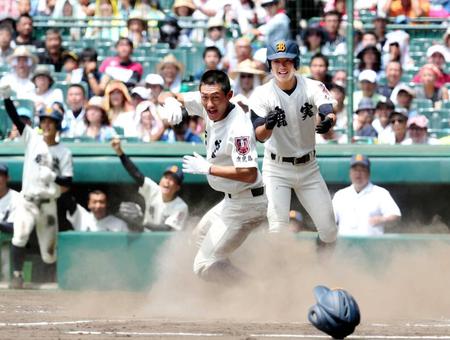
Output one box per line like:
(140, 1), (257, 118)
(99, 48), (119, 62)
(164, 70), (267, 283)
(67, 190), (128, 232)
(249, 39), (338, 246)
(3, 96), (73, 288)
(0, 164), (20, 234)
(111, 138), (188, 232)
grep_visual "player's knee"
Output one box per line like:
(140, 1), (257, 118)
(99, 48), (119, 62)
(12, 235), (29, 248)
(319, 224), (338, 243)
(40, 253), (56, 264)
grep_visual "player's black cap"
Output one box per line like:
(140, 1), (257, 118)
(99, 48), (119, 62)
(350, 154), (370, 169)
(0, 163), (9, 175)
(163, 165), (184, 185)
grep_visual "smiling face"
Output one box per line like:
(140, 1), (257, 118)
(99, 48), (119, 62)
(271, 58), (296, 85)
(39, 117), (58, 140)
(88, 192), (108, 220)
(161, 63), (179, 85)
(159, 174), (180, 201)
(200, 83), (232, 122)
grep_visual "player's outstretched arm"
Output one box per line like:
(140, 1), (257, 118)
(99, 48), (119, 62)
(3, 98), (25, 135)
(111, 138), (145, 187)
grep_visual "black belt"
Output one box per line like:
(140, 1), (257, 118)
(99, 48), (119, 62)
(227, 187), (264, 199)
(24, 196), (51, 205)
(270, 151), (315, 165)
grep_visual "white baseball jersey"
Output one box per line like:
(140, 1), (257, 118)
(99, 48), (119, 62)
(139, 177), (188, 231)
(249, 74), (334, 157)
(183, 91), (263, 195)
(21, 125), (73, 199)
(332, 182), (401, 236)
(67, 204), (128, 232)
(0, 189), (20, 223)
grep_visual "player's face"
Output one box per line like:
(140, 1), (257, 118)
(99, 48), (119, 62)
(159, 174), (180, 200)
(40, 117), (58, 138)
(350, 165), (370, 190)
(271, 58), (296, 83)
(200, 83), (233, 122)
(88, 193), (108, 219)
(0, 173), (8, 192)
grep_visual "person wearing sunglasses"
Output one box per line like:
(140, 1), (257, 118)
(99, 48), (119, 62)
(378, 107), (409, 144)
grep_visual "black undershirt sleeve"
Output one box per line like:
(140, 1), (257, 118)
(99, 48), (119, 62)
(143, 223), (174, 231)
(4, 98), (25, 134)
(119, 153), (145, 187)
(55, 176), (73, 187)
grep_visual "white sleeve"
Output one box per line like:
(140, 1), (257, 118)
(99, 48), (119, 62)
(138, 177), (160, 208)
(22, 125), (38, 146)
(307, 79), (335, 111)
(66, 204), (90, 231)
(331, 192), (341, 225)
(379, 189), (401, 218)
(58, 148), (74, 177)
(164, 202), (188, 231)
(182, 91), (206, 119)
(230, 115), (258, 168)
(248, 87), (270, 118)
(5, 191), (19, 224)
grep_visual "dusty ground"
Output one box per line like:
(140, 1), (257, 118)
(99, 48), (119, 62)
(1, 232), (450, 340)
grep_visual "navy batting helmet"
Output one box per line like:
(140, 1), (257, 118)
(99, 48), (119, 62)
(39, 107), (63, 130)
(308, 285), (360, 339)
(266, 39), (300, 70)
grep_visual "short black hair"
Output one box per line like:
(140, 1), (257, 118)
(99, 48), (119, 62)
(0, 24), (13, 35)
(45, 28), (61, 38)
(330, 83), (345, 96)
(68, 83), (86, 97)
(323, 10), (342, 20)
(115, 37), (133, 49)
(80, 47), (98, 62)
(200, 70), (231, 94)
(202, 46), (222, 60)
(310, 52), (329, 68)
(17, 13), (33, 24)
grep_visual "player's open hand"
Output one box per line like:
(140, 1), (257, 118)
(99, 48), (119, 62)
(163, 97), (183, 125)
(315, 116), (333, 134)
(0, 85), (13, 99)
(182, 152), (211, 175)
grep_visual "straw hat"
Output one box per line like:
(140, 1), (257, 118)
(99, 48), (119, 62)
(172, 0), (196, 11)
(156, 54), (184, 75)
(7, 45), (38, 66)
(31, 65), (54, 86)
(230, 59), (265, 79)
(86, 96), (106, 112)
(104, 80), (132, 111)
(127, 11), (148, 30)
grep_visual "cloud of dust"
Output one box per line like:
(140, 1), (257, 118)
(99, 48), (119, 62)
(139, 230), (450, 323)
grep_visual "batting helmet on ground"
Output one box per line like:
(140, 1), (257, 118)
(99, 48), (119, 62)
(266, 39), (300, 70)
(308, 285), (360, 339)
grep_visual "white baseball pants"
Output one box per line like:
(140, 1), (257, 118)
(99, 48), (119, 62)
(12, 195), (58, 264)
(263, 154), (337, 243)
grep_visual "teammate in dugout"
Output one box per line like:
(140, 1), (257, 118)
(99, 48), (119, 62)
(111, 138), (188, 232)
(2, 93), (73, 289)
(249, 39), (338, 246)
(163, 70), (267, 283)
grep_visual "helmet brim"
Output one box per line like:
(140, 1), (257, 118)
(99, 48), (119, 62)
(267, 52), (298, 60)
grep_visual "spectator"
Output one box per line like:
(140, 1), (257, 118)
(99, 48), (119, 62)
(378, 60), (403, 98)
(160, 109), (203, 144)
(403, 115), (439, 145)
(14, 14), (41, 48)
(135, 100), (165, 142)
(356, 45), (382, 77)
(412, 45), (450, 87)
(444, 27), (450, 54)
(51, 0), (85, 41)
(26, 65), (64, 113)
(332, 154), (401, 236)
(0, 164), (20, 234)
(74, 96), (116, 142)
(0, 46), (36, 98)
(378, 108), (409, 144)
(38, 29), (67, 72)
(223, 0), (265, 35)
(67, 190), (128, 232)
(390, 84), (416, 116)
(353, 69), (386, 108)
(316, 126), (347, 144)
(61, 51), (79, 75)
(111, 138), (189, 231)
(156, 54), (184, 93)
(194, 46), (223, 81)
(353, 98), (378, 137)
(79, 0), (96, 16)
(382, 31), (414, 71)
(145, 73), (165, 119)
(414, 63), (449, 108)
(372, 16), (388, 49)
(372, 98), (395, 136)
(69, 47), (102, 97)
(126, 11), (149, 47)
(0, 25), (13, 67)
(230, 59), (265, 107)
(252, 0), (290, 46)
(309, 53), (333, 90)
(330, 83), (347, 129)
(5, 106), (34, 142)
(321, 10), (346, 55)
(355, 31), (380, 55)
(172, 0), (197, 45)
(85, 0), (123, 41)
(158, 16), (183, 49)
(332, 69), (346, 87)
(379, 0), (430, 19)
(38, 0), (57, 16)
(133, 0), (165, 44)
(61, 84), (87, 137)
(104, 80), (136, 136)
(99, 37), (143, 90)
(300, 26), (326, 55)
(204, 17), (227, 57)
(223, 37), (253, 73)
(130, 86), (151, 109)
(0, 1), (19, 18)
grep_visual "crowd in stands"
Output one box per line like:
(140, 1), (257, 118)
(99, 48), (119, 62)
(0, 0), (449, 147)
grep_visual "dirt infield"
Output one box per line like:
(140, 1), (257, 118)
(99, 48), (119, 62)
(0, 289), (450, 340)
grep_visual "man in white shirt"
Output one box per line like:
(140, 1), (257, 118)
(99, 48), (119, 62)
(0, 164), (20, 234)
(61, 84), (87, 137)
(67, 190), (128, 232)
(332, 154), (401, 236)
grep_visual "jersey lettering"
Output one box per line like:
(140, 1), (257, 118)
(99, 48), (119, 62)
(211, 139), (222, 159)
(300, 102), (314, 120)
